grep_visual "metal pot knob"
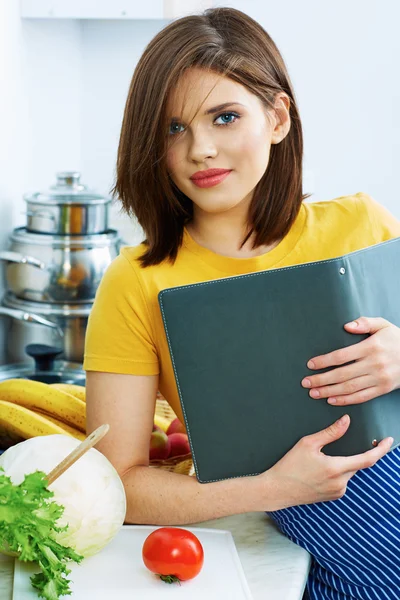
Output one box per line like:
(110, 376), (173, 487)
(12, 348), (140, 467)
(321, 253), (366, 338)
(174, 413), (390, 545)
(53, 171), (85, 191)
(25, 343), (64, 372)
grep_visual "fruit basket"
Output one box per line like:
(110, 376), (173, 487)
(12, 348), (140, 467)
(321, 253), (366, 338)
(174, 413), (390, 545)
(150, 392), (194, 477)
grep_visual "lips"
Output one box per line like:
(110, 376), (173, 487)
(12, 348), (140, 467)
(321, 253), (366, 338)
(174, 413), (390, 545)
(190, 168), (231, 181)
(190, 170), (232, 188)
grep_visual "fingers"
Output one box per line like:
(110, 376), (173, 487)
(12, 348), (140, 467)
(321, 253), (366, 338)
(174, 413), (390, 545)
(341, 436), (394, 473)
(308, 416), (393, 473)
(302, 362), (368, 391)
(307, 414), (351, 451)
(306, 338), (368, 371)
(305, 373), (373, 399)
(324, 386), (381, 407)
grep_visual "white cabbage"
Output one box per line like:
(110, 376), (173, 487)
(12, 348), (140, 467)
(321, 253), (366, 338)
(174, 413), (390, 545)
(0, 434), (126, 557)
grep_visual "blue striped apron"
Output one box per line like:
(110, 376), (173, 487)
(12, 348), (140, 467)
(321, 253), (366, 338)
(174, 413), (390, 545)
(267, 447), (400, 599)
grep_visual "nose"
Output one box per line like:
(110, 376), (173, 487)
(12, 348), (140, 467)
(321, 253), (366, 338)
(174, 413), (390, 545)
(187, 126), (218, 164)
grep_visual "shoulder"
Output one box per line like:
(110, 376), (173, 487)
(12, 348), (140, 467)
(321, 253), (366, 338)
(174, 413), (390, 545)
(120, 242), (148, 267)
(90, 243), (155, 331)
(99, 242), (179, 305)
(303, 192), (400, 244)
(101, 243), (148, 281)
(304, 191), (373, 220)
(93, 243), (149, 302)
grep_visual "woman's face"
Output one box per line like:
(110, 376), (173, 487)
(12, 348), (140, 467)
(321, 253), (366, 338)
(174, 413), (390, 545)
(165, 67), (290, 218)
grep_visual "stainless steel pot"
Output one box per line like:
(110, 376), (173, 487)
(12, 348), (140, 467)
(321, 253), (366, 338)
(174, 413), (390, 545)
(24, 172), (112, 235)
(1, 292), (91, 363)
(0, 227), (121, 303)
(0, 344), (85, 385)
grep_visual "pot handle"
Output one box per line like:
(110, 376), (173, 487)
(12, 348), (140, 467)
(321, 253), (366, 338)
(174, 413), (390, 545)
(0, 307), (64, 338)
(0, 251), (46, 270)
(26, 210), (56, 222)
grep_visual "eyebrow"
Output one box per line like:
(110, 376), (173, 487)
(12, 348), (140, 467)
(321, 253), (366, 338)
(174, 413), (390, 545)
(204, 101), (245, 115)
(170, 102), (245, 121)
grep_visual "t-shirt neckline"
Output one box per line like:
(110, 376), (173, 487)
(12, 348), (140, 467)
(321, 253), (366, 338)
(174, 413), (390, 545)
(183, 203), (307, 274)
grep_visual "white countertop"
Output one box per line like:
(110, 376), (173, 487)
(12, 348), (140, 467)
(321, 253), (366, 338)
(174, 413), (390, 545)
(0, 512), (310, 600)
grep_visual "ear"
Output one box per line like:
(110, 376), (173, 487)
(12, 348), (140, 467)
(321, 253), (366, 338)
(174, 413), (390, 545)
(271, 93), (291, 144)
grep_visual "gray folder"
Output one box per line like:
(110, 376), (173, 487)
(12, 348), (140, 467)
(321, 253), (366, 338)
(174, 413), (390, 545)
(158, 236), (400, 483)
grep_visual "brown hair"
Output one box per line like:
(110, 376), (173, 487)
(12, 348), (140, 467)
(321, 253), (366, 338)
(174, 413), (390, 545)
(112, 6), (311, 267)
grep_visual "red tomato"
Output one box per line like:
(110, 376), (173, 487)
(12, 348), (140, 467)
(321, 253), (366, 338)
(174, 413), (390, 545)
(142, 527), (204, 583)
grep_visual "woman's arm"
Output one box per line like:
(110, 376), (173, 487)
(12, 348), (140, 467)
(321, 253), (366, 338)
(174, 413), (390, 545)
(86, 371), (263, 524)
(86, 371), (393, 525)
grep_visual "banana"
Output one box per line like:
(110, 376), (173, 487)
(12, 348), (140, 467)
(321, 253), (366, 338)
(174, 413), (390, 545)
(50, 383), (86, 402)
(0, 379), (86, 432)
(0, 423), (24, 449)
(35, 412), (86, 441)
(153, 413), (172, 433)
(0, 400), (80, 439)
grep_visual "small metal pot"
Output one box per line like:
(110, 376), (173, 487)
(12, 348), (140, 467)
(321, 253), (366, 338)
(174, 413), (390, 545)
(24, 172), (112, 235)
(1, 292), (91, 363)
(0, 344), (85, 385)
(0, 227), (121, 303)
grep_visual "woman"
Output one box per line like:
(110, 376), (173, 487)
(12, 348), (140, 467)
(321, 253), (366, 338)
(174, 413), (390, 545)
(84, 7), (400, 599)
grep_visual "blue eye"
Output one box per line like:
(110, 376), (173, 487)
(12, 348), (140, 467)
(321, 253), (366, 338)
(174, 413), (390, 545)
(169, 122), (185, 135)
(214, 111), (240, 126)
(168, 112), (240, 136)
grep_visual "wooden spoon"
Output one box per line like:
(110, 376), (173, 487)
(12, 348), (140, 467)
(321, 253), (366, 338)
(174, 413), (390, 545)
(46, 423), (110, 486)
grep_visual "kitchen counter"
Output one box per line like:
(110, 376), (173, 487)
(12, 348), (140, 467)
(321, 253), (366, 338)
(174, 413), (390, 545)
(0, 512), (310, 599)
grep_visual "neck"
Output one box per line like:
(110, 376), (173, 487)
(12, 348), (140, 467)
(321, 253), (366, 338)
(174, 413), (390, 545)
(186, 209), (280, 259)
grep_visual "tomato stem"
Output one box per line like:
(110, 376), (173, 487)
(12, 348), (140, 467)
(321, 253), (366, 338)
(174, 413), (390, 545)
(158, 574), (181, 585)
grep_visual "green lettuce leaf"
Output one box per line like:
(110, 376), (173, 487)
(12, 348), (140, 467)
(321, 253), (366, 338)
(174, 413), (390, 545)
(0, 466), (84, 599)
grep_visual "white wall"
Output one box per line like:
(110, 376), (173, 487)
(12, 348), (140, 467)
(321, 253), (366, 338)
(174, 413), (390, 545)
(0, 0), (399, 364)
(222, 0), (400, 210)
(21, 19), (83, 204)
(0, 1), (23, 363)
(80, 19), (166, 243)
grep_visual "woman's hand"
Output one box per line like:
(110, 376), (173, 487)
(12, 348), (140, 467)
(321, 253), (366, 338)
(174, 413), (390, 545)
(261, 414), (393, 510)
(301, 317), (400, 406)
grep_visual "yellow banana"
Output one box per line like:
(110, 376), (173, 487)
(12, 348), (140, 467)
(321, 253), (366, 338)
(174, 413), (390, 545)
(0, 379), (86, 432)
(0, 400), (79, 439)
(153, 413), (172, 433)
(35, 411), (86, 441)
(50, 383), (86, 402)
(0, 423), (24, 449)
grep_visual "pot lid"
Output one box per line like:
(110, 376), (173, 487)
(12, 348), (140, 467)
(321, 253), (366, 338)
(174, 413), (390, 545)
(3, 291), (93, 316)
(10, 226), (120, 247)
(24, 172), (112, 206)
(0, 344), (85, 384)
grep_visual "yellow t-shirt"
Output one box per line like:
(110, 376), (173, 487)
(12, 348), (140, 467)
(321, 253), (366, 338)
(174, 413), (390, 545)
(83, 192), (400, 423)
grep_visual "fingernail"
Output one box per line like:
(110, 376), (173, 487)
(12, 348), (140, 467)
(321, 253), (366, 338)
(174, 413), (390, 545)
(338, 414), (349, 425)
(327, 397), (337, 404)
(347, 321), (358, 328)
(308, 360), (315, 369)
(388, 437), (394, 446)
(302, 378), (311, 388)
